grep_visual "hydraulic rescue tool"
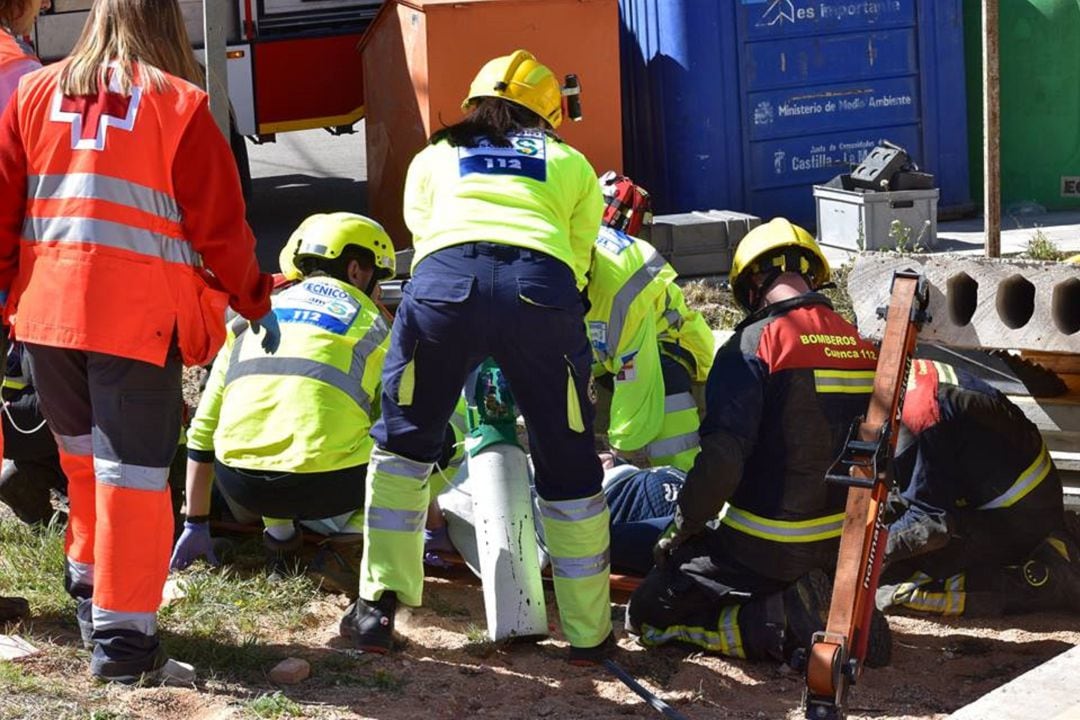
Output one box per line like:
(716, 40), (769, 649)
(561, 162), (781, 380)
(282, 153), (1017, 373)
(799, 270), (931, 720)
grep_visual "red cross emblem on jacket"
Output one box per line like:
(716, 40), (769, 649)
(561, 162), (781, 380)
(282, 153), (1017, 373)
(49, 83), (141, 152)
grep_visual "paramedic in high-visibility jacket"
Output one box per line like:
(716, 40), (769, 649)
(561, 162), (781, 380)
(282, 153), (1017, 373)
(586, 224), (714, 472)
(342, 49), (614, 665)
(877, 358), (1080, 617)
(0, 0), (276, 685)
(626, 219), (892, 667)
(174, 214), (395, 594)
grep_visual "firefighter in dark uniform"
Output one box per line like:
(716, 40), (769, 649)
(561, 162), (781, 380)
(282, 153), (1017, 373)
(626, 218), (892, 665)
(878, 358), (1080, 616)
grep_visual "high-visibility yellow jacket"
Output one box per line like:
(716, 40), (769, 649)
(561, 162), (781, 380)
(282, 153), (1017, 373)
(403, 131), (603, 290)
(187, 276), (390, 473)
(586, 228), (714, 451)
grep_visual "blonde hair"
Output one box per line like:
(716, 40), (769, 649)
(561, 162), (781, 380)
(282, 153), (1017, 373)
(59, 0), (204, 95)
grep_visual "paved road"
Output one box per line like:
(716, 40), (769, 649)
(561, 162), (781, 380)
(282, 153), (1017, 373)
(245, 124), (369, 271)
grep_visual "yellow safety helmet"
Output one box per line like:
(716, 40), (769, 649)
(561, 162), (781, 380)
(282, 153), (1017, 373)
(463, 49), (564, 129)
(282, 212), (396, 281)
(729, 218), (831, 311)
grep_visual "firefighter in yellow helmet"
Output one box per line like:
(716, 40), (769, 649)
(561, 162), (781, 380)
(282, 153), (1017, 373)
(587, 176), (714, 472)
(174, 213), (395, 592)
(344, 50), (613, 664)
(626, 218), (892, 667)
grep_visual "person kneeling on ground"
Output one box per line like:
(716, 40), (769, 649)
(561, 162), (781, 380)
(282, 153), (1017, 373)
(625, 218), (893, 667)
(878, 358), (1080, 617)
(172, 213), (395, 596)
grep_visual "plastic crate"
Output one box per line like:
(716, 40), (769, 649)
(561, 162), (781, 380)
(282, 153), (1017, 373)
(642, 211), (760, 277)
(813, 186), (939, 252)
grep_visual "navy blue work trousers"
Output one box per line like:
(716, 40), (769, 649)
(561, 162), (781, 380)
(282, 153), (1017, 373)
(372, 243), (602, 501)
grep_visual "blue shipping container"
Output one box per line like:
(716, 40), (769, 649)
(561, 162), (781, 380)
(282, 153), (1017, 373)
(619, 0), (971, 227)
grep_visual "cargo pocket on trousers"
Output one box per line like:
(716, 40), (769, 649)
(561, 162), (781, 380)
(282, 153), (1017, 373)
(564, 356), (585, 433)
(517, 278), (580, 311)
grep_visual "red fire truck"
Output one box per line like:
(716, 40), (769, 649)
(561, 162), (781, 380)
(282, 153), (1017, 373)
(33, 1), (381, 188)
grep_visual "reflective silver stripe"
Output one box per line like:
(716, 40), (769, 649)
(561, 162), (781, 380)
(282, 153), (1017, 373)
(23, 216), (199, 266)
(642, 622), (721, 650)
(66, 558), (94, 588)
(933, 361), (959, 386)
(226, 317), (388, 416)
(58, 433), (93, 456)
(813, 370), (876, 394)
(663, 309), (682, 328)
(226, 357), (372, 414)
(92, 605), (156, 636)
(945, 574), (965, 615)
(719, 604), (742, 656)
(366, 507), (426, 533)
(720, 505), (845, 542)
(663, 392), (697, 414)
(94, 458), (168, 491)
(28, 173), (180, 222)
(602, 247), (669, 362)
(372, 452), (434, 482)
(230, 315), (250, 336)
(550, 547), (609, 579)
(537, 493), (608, 523)
(450, 412), (467, 434)
(647, 431), (700, 459)
(909, 589), (947, 612)
(977, 444), (1052, 510)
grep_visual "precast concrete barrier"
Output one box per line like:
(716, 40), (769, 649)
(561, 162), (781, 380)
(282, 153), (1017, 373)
(848, 254), (1080, 353)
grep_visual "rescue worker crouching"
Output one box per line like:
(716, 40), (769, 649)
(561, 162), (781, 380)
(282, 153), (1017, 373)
(342, 49), (613, 664)
(625, 218), (893, 667)
(173, 213), (395, 596)
(588, 175), (713, 472)
(878, 358), (1080, 617)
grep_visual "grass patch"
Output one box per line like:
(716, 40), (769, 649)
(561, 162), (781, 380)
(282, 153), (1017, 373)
(681, 280), (743, 330)
(463, 623), (497, 659)
(159, 562), (320, 680)
(246, 691), (303, 719)
(0, 661), (44, 693)
(820, 262), (855, 324)
(316, 653), (404, 691)
(1024, 229), (1065, 261)
(0, 518), (74, 617)
(424, 589), (471, 619)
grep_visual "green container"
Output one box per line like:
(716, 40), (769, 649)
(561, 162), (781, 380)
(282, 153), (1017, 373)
(964, 0), (1080, 210)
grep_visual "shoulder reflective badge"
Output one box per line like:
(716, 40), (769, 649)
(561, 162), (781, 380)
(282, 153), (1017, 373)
(458, 131), (547, 181)
(596, 227), (635, 255)
(276, 280), (361, 334)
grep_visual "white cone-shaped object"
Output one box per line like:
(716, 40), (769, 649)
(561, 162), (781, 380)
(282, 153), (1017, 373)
(469, 442), (548, 642)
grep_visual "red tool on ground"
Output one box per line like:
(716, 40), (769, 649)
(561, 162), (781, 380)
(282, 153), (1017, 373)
(799, 270), (931, 720)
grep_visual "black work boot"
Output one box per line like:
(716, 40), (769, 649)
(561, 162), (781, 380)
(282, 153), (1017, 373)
(339, 592), (397, 653)
(567, 632), (616, 667)
(263, 528), (304, 582)
(1010, 533), (1080, 613)
(863, 608), (893, 668)
(782, 569), (833, 661)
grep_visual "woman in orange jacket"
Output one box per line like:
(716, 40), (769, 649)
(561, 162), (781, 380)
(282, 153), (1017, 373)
(0, 0), (278, 684)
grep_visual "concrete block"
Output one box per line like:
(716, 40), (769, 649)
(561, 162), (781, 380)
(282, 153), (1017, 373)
(848, 254), (1080, 353)
(0, 635), (40, 661)
(648, 211), (761, 277)
(269, 657), (311, 685)
(950, 645), (1080, 719)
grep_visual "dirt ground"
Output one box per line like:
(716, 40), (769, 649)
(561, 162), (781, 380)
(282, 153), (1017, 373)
(4, 561), (1079, 720)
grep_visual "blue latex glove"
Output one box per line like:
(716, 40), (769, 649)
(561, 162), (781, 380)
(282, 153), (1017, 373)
(423, 526), (454, 569)
(170, 521), (219, 571)
(250, 310), (281, 354)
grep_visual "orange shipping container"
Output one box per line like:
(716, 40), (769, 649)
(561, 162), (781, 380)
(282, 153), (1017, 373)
(360, 0), (623, 249)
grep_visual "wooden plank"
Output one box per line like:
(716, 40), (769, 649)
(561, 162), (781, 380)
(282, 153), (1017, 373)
(950, 645), (1080, 719)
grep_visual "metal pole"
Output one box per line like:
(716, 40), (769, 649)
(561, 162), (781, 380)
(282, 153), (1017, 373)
(983, 0), (1001, 257)
(203, 0), (229, 138)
